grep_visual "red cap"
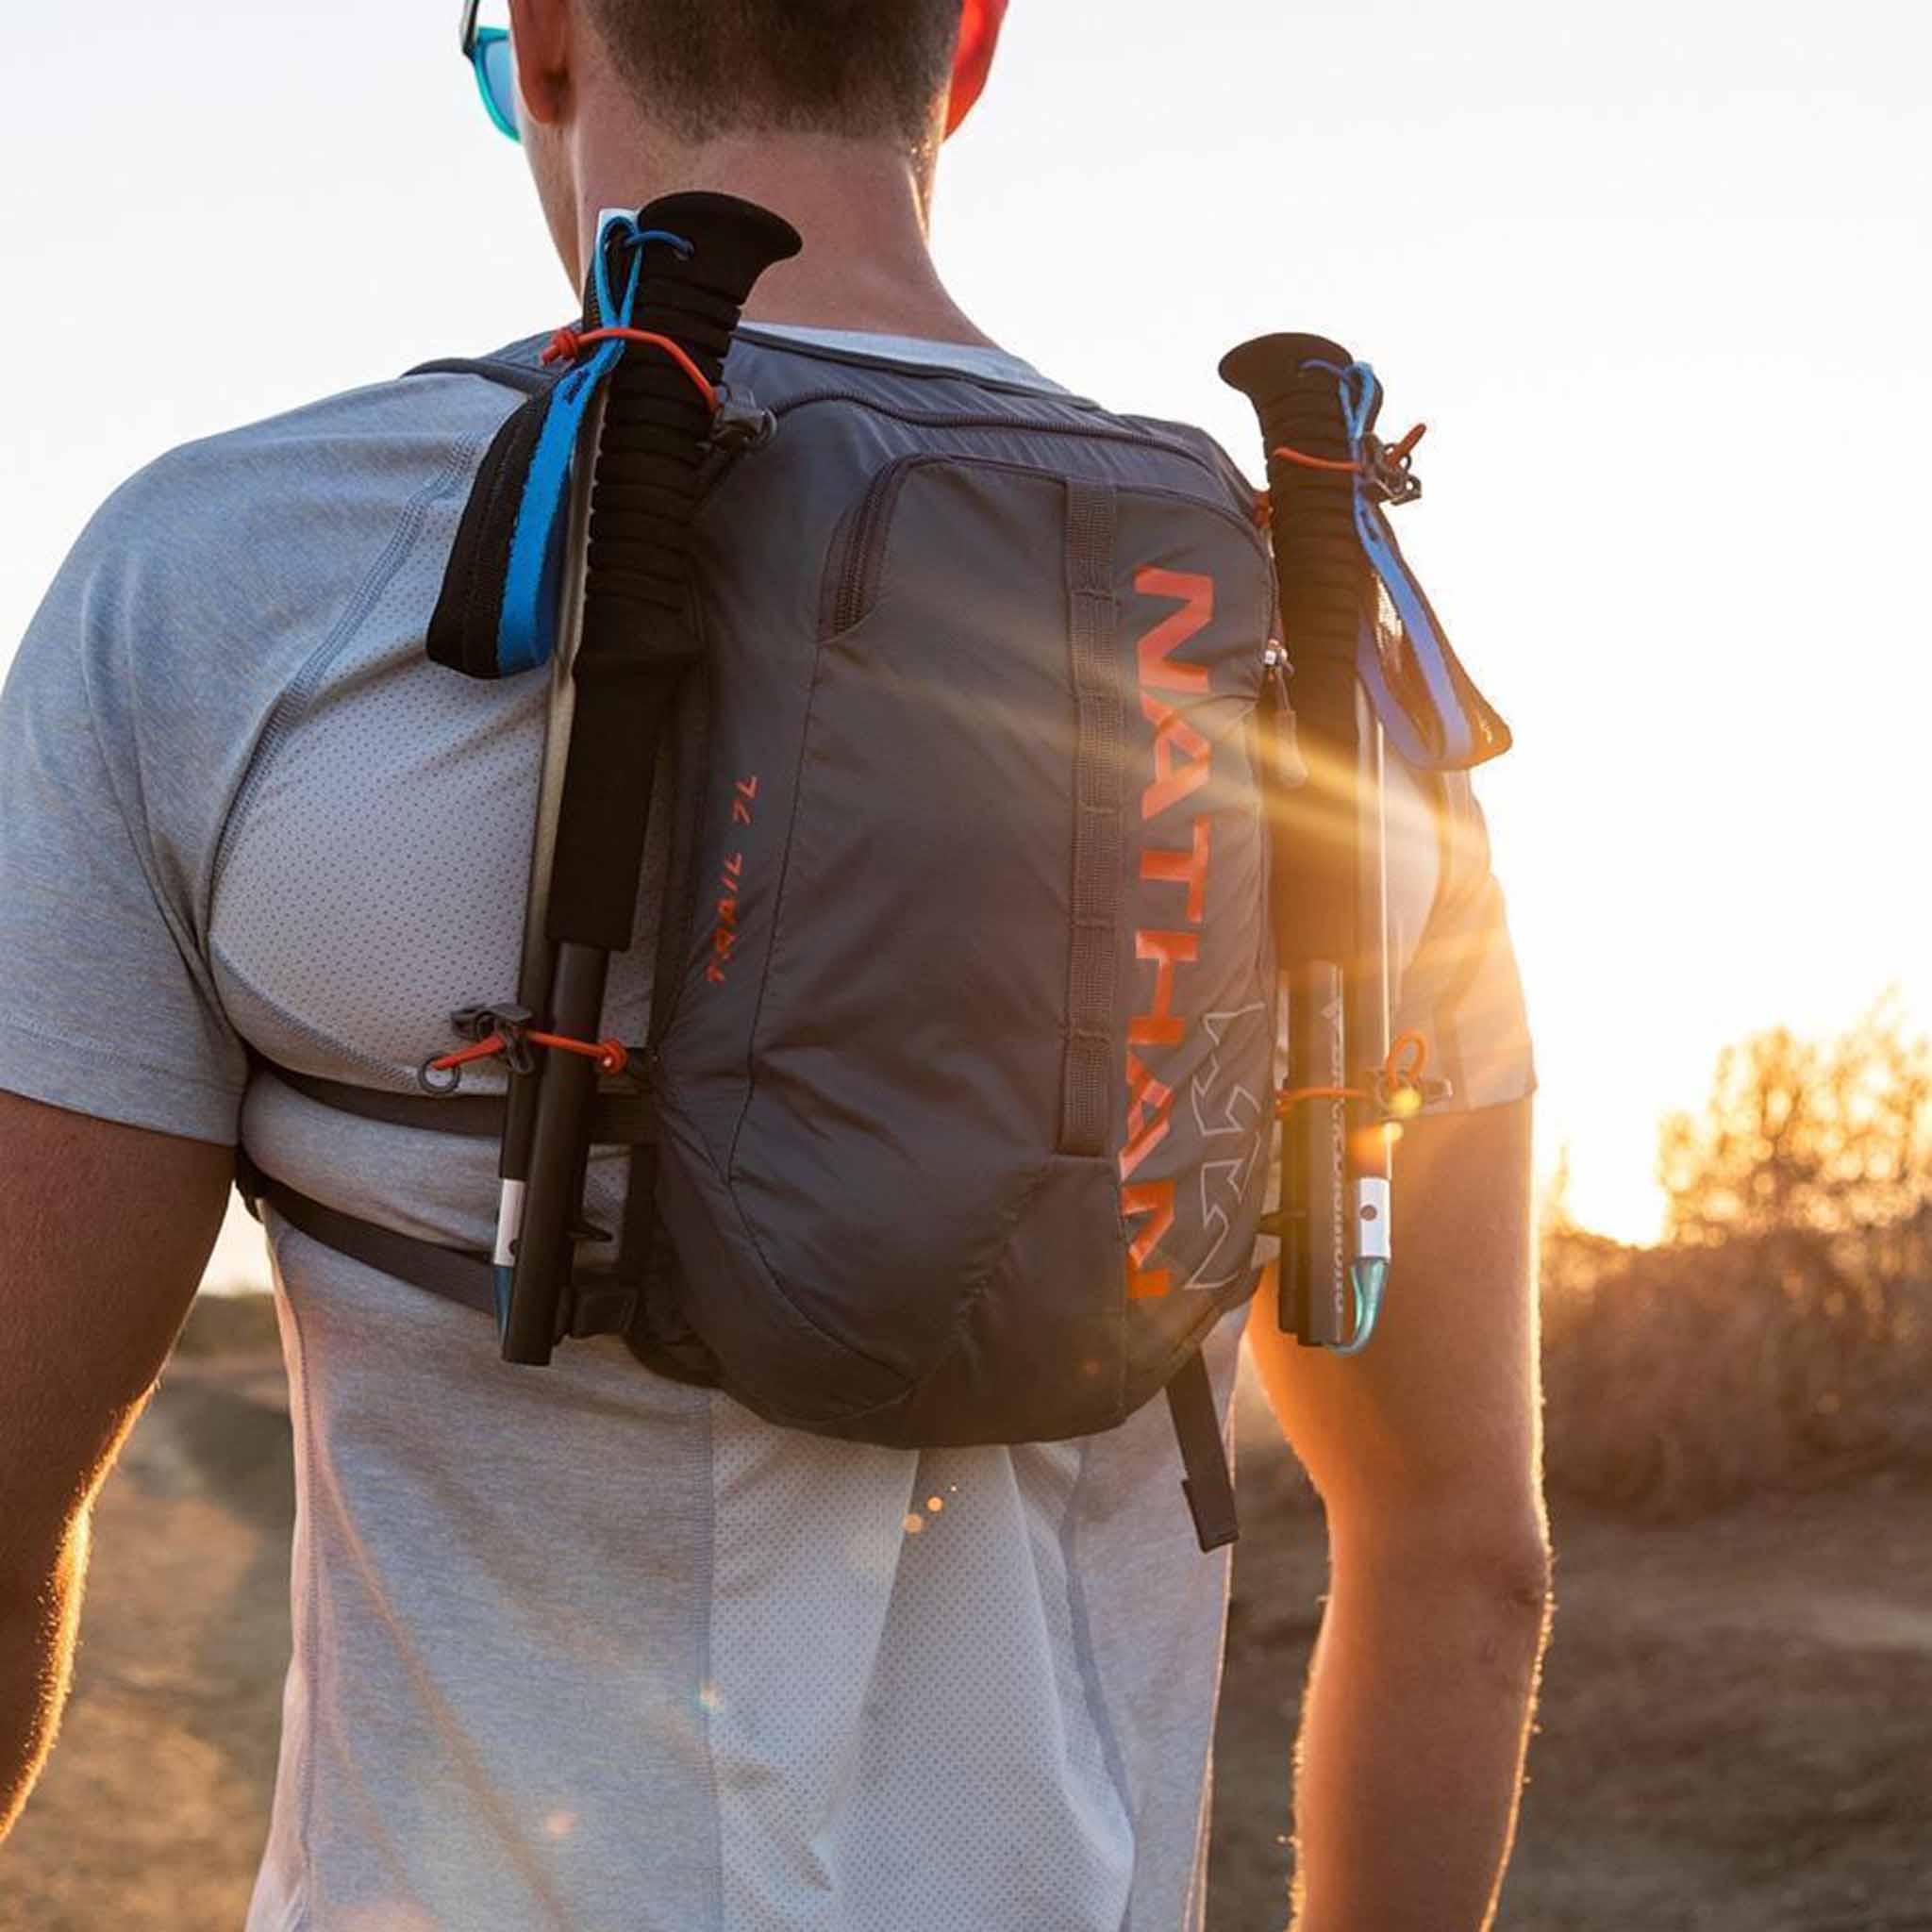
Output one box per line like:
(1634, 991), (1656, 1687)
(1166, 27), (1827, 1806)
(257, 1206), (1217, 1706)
(944, 0), (1008, 139)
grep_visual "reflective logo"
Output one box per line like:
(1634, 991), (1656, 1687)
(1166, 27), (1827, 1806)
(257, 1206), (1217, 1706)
(1122, 568), (1215, 1300)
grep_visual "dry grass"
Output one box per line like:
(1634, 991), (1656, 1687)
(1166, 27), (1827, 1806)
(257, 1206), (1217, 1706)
(1541, 1209), (1932, 1517)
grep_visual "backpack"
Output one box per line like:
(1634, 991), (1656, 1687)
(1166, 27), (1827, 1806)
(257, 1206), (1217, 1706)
(244, 201), (1283, 1551)
(648, 334), (1278, 1455)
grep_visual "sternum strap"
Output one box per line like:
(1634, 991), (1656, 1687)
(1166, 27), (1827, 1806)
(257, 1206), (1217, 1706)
(239, 1058), (656, 1340)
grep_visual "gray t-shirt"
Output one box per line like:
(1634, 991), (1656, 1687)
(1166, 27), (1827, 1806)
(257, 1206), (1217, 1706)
(0, 324), (1532, 1932)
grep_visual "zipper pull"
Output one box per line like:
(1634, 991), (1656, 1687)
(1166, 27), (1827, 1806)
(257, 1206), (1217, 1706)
(1260, 641), (1307, 789)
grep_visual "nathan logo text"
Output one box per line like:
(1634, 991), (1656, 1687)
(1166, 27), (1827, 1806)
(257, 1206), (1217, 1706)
(1121, 568), (1216, 1300)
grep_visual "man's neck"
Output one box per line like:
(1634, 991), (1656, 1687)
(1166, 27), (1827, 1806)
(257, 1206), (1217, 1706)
(574, 130), (995, 348)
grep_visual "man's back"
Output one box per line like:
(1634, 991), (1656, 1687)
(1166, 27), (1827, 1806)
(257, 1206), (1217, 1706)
(0, 7), (1551, 1924)
(3, 327), (1276, 1928)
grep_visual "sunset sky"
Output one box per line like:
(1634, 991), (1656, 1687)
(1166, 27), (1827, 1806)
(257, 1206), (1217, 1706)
(4, 0), (1926, 1262)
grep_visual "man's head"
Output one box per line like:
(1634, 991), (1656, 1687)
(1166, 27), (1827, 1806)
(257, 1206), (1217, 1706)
(584, 0), (963, 148)
(507, 0), (1006, 289)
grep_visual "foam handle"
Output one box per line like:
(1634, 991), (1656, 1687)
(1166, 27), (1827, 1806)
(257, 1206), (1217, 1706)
(1219, 335), (1370, 1347)
(1218, 334), (1367, 966)
(546, 192), (801, 954)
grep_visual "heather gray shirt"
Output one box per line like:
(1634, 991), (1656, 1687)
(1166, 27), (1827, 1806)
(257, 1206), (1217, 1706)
(0, 325), (1533, 1932)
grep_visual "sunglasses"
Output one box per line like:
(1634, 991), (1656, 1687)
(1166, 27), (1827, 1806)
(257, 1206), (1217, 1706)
(458, 0), (520, 143)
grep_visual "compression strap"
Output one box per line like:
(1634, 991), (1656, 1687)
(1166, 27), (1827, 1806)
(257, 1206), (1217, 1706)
(251, 1168), (641, 1340)
(1166, 1349), (1239, 1552)
(262, 1061), (657, 1144)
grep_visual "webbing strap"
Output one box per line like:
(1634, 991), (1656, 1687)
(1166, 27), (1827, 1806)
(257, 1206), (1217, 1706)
(1166, 1349), (1240, 1551)
(261, 1177), (499, 1318)
(254, 1171), (639, 1341)
(1059, 478), (1122, 1158)
(266, 1062), (657, 1145)
(403, 355), (554, 396)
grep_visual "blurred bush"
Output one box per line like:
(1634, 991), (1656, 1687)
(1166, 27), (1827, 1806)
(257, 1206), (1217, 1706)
(1542, 996), (1932, 1517)
(172, 1289), (283, 1358)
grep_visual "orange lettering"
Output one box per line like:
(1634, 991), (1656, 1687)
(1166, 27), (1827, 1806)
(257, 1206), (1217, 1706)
(1132, 568), (1214, 694)
(1141, 814), (1212, 924)
(1118, 569), (1219, 1303)
(1120, 1051), (1174, 1182)
(1141, 692), (1211, 821)
(1123, 1181), (1175, 1298)
(1129, 930), (1199, 1046)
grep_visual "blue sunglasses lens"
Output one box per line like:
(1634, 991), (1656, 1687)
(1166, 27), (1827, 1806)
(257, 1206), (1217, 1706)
(473, 31), (520, 142)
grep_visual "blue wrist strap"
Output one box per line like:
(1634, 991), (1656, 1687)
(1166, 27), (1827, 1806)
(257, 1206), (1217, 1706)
(422, 215), (694, 683)
(1303, 358), (1512, 773)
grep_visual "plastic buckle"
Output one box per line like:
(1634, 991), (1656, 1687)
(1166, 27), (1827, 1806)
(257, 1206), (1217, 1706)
(450, 1002), (537, 1074)
(709, 383), (776, 455)
(563, 1276), (641, 1341)
(1360, 433), (1423, 508)
(1372, 1070), (1456, 1120)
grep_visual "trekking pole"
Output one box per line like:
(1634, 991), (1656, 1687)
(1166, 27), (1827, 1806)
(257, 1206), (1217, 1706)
(487, 402), (600, 1332)
(500, 192), (801, 1365)
(1220, 335), (1396, 1352)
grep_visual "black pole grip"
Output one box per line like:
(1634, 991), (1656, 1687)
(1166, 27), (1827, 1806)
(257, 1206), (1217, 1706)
(1219, 334), (1370, 966)
(1220, 335), (1374, 1347)
(546, 192), (801, 955)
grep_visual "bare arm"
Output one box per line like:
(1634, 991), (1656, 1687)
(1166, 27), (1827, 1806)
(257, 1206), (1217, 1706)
(1245, 1097), (1549, 1932)
(0, 1091), (232, 1838)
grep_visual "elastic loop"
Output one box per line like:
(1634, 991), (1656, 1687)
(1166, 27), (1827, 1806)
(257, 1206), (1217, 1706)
(526, 1031), (629, 1076)
(1277, 1029), (1431, 1119)
(1269, 443), (1361, 476)
(625, 225), (693, 258)
(540, 325), (719, 411)
(418, 1028), (630, 1092)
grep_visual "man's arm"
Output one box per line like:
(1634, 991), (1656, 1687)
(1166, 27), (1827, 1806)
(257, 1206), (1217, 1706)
(1245, 1096), (1549, 1932)
(0, 1091), (232, 1838)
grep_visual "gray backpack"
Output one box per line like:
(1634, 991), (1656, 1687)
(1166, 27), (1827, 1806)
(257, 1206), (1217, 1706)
(248, 308), (1278, 1549)
(658, 334), (1277, 1465)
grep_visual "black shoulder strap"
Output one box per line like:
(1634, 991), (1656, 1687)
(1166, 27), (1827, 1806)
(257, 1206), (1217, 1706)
(260, 1059), (657, 1144)
(403, 355), (555, 396)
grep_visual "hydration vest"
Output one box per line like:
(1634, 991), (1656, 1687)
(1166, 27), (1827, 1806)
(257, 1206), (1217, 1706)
(245, 327), (1281, 1549)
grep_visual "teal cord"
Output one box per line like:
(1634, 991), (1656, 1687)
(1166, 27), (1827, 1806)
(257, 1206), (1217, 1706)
(1333, 1257), (1388, 1357)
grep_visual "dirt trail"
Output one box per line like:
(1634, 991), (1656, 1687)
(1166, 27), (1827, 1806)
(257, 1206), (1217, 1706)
(1, 1347), (294, 1931)
(5, 1323), (1929, 1930)
(1210, 1374), (1932, 1930)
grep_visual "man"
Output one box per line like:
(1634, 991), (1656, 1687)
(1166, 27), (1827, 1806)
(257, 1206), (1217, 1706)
(0, 3), (1549, 1925)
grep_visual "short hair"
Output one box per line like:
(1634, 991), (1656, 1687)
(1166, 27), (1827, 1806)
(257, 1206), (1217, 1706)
(588, 0), (962, 146)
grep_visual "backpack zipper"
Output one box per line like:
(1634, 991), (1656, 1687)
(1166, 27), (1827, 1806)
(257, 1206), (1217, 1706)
(826, 457), (920, 637)
(774, 388), (1219, 474)
(824, 449), (1273, 642)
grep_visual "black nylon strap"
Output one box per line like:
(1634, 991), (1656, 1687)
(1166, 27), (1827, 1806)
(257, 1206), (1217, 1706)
(1166, 1349), (1240, 1552)
(403, 355), (555, 396)
(1058, 478), (1122, 1158)
(271, 1064), (509, 1136)
(260, 1178), (498, 1317)
(255, 1172), (639, 1341)
(265, 1063), (657, 1145)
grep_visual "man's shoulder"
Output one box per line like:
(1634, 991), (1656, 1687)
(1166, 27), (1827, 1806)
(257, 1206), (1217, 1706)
(17, 342), (558, 831)
(107, 344), (545, 533)
(58, 345), (548, 674)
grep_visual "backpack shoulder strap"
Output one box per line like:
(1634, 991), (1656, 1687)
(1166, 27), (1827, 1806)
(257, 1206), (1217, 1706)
(402, 355), (556, 396)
